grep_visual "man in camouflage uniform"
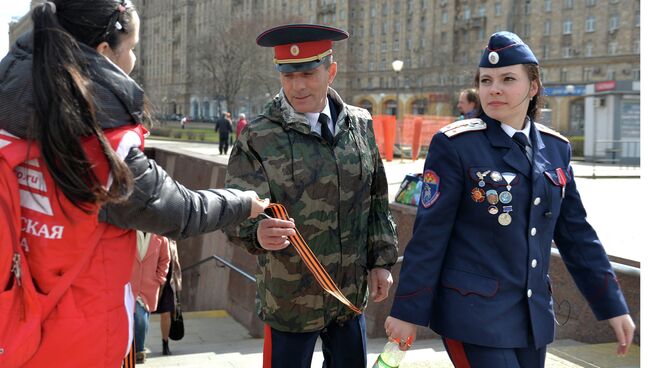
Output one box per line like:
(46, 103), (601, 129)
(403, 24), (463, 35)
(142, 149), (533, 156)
(225, 24), (398, 368)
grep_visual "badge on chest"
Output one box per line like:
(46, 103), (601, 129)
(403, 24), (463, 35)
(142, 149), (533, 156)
(469, 168), (518, 226)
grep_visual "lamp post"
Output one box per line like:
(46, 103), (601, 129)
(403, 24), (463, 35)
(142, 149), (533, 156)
(392, 59), (404, 162)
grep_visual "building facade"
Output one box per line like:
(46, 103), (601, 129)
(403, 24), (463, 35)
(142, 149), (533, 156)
(8, 0), (640, 135)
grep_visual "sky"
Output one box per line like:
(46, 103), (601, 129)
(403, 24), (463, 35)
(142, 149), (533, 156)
(0, 0), (31, 57)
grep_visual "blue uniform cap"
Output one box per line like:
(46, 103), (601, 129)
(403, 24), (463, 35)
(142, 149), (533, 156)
(479, 31), (538, 68)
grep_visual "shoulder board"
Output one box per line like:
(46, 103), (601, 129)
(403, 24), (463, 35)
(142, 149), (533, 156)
(535, 123), (569, 143)
(440, 118), (486, 138)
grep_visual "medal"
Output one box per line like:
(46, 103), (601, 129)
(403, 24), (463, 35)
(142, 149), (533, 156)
(486, 189), (499, 205)
(488, 205), (499, 215)
(498, 213), (512, 226)
(498, 205), (513, 226)
(471, 188), (485, 203)
(502, 172), (516, 191)
(499, 191), (512, 204)
(490, 171), (502, 183)
(476, 170), (490, 188)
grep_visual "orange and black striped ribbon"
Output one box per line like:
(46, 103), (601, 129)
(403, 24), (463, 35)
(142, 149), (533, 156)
(122, 339), (136, 367)
(266, 203), (362, 315)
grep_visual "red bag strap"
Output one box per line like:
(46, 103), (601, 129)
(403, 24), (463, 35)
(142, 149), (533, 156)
(265, 203), (361, 315)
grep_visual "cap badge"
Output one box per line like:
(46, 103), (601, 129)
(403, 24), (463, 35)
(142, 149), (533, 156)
(290, 44), (300, 56)
(488, 51), (499, 65)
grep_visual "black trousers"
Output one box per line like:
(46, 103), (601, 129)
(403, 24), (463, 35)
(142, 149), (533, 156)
(219, 134), (229, 154)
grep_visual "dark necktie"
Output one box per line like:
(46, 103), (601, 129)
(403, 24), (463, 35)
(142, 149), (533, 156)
(512, 132), (533, 164)
(319, 113), (333, 146)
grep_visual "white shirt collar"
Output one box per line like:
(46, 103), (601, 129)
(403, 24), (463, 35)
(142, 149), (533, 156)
(500, 117), (531, 140)
(305, 101), (334, 135)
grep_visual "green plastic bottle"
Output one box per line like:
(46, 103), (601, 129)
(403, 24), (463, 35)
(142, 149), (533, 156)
(372, 340), (406, 368)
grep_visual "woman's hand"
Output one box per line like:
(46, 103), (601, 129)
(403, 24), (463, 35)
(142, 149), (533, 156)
(243, 190), (270, 218)
(385, 316), (417, 351)
(607, 314), (635, 356)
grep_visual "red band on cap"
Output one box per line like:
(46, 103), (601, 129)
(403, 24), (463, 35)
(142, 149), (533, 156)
(274, 40), (333, 64)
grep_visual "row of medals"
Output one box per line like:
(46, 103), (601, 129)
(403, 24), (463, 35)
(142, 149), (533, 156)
(471, 170), (517, 226)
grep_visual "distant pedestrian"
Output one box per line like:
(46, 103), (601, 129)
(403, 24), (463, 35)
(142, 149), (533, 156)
(236, 113), (248, 138)
(456, 88), (479, 119)
(153, 237), (182, 357)
(130, 232), (171, 364)
(215, 112), (233, 154)
(180, 115), (187, 129)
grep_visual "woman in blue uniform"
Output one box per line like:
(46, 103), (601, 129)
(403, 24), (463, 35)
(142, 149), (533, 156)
(384, 31), (635, 367)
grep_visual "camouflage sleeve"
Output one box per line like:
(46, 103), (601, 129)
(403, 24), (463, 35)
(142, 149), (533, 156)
(366, 119), (399, 270)
(224, 128), (271, 255)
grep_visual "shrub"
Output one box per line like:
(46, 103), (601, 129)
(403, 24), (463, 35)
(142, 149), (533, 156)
(568, 136), (584, 158)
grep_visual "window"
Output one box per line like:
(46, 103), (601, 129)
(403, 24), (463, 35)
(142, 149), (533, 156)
(382, 22), (388, 35)
(563, 19), (573, 34)
(585, 42), (593, 57)
(478, 27), (485, 41)
(381, 41), (387, 52)
(635, 11), (640, 27)
(585, 16), (596, 32)
(525, 1), (532, 14)
(393, 40), (400, 51)
(609, 14), (620, 31)
(563, 47), (572, 58)
(395, 21), (401, 33)
(371, 6), (376, 17)
(560, 69), (568, 82)
(608, 41), (618, 55)
(633, 40), (640, 54)
(583, 67), (593, 82)
(586, 0), (596, 5)
(478, 5), (486, 17)
(564, 0), (574, 8)
(544, 20), (551, 35)
(495, 2), (502, 16)
(524, 24), (531, 37)
(606, 69), (616, 80)
(544, 0), (552, 12)
(442, 11), (448, 24)
(464, 6), (471, 20)
(632, 69), (640, 81)
(542, 45), (549, 59)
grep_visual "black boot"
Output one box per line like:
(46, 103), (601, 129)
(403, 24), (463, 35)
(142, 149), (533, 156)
(162, 339), (172, 356)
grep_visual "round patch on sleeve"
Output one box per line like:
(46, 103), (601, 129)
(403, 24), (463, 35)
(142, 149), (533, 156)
(421, 170), (440, 208)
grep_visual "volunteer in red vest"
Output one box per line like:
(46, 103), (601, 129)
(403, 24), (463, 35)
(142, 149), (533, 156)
(0, 1), (268, 367)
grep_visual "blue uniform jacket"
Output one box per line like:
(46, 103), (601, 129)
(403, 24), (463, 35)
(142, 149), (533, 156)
(390, 114), (629, 349)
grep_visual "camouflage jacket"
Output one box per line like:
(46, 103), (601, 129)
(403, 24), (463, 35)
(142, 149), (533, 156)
(225, 88), (398, 332)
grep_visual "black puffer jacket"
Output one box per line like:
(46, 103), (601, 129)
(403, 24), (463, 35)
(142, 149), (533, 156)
(0, 32), (251, 240)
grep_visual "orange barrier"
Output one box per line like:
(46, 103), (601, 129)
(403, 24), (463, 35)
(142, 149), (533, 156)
(411, 117), (423, 161)
(371, 114), (454, 160)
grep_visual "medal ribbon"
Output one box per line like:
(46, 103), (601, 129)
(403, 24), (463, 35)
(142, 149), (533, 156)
(556, 168), (567, 197)
(266, 203), (362, 315)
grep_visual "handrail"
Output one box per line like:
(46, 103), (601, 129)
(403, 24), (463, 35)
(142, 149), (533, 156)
(182, 254), (256, 283)
(182, 254), (404, 284)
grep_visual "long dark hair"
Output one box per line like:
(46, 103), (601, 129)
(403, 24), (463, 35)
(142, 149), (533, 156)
(473, 64), (545, 122)
(31, 0), (137, 210)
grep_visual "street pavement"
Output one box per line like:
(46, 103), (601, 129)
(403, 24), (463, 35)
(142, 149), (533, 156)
(147, 139), (642, 263)
(139, 310), (640, 368)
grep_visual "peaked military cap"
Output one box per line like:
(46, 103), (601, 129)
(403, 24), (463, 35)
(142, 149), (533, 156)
(256, 24), (349, 72)
(479, 31), (538, 68)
